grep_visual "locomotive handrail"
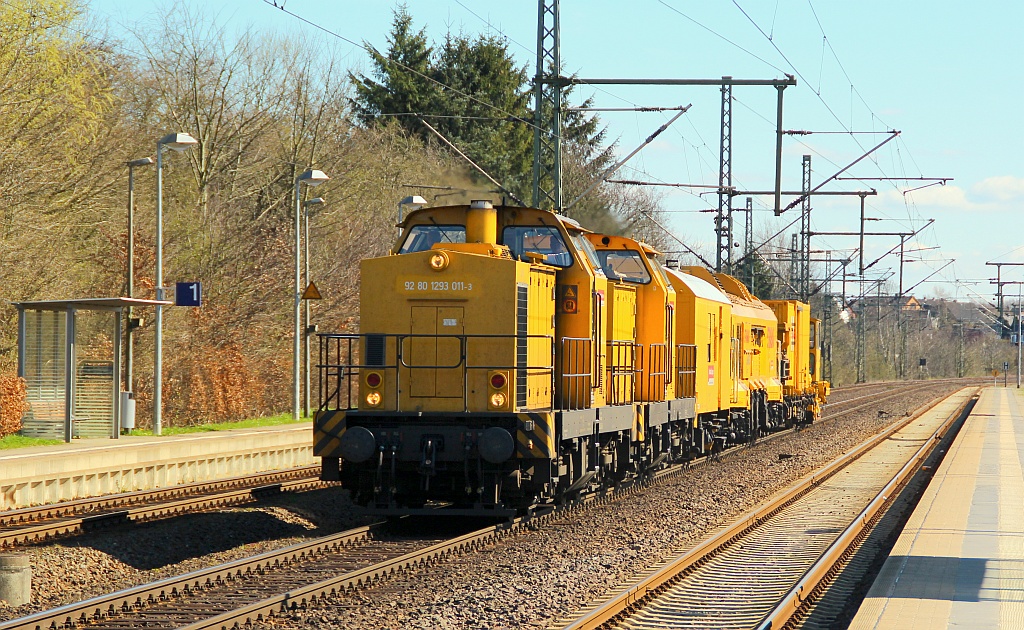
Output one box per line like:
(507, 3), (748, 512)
(316, 335), (701, 413)
(675, 344), (698, 398)
(559, 336), (594, 411)
(316, 332), (555, 413)
(607, 340), (638, 405)
(316, 334), (360, 416)
(638, 343), (669, 402)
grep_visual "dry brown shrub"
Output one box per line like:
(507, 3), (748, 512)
(166, 341), (260, 426)
(0, 371), (28, 438)
(160, 304), (271, 426)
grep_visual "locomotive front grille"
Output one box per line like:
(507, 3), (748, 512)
(516, 285), (528, 408)
(366, 334), (385, 366)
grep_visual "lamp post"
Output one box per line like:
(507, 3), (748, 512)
(154, 132), (198, 435)
(1018, 281), (1022, 388)
(126, 156), (155, 396)
(294, 170), (329, 420)
(303, 196), (324, 417)
(397, 195), (427, 236)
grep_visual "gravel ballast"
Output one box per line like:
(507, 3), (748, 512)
(0, 489), (376, 622)
(260, 384), (969, 629)
(0, 383), (970, 628)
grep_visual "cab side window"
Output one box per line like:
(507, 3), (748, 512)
(502, 226), (574, 267)
(596, 250), (652, 284)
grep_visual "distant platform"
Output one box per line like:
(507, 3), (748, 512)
(0, 422), (315, 510)
(850, 387), (1024, 629)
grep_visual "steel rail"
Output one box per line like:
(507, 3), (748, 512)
(3, 382), (964, 629)
(756, 390), (979, 630)
(0, 466), (323, 547)
(823, 378), (982, 418)
(0, 466), (321, 526)
(166, 382), (964, 630)
(824, 383), (940, 418)
(559, 387), (977, 630)
(0, 523), (387, 630)
(177, 521), (529, 629)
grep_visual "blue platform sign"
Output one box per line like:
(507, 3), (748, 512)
(175, 282), (202, 307)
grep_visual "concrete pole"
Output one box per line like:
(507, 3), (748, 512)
(127, 164), (135, 395)
(293, 178), (302, 421)
(154, 143), (164, 435)
(303, 202), (311, 418)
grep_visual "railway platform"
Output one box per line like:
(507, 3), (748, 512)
(850, 386), (1024, 629)
(0, 422), (315, 510)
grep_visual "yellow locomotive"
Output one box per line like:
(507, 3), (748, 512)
(314, 201), (828, 514)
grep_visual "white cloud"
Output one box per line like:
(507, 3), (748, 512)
(970, 176), (1024, 203)
(909, 184), (972, 207)
(881, 184), (974, 209)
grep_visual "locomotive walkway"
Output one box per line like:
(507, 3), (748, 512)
(0, 423), (314, 510)
(850, 386), (1024, 629)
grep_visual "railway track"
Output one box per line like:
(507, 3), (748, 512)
(822, 378), (981, 421)
(0, 515), (525, 630)
(0, 380), (969, 628)
(555, 386), (978, 629)
(0, 467), (324, 548)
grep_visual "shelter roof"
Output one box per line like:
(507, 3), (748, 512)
(12, 298), (171, 311)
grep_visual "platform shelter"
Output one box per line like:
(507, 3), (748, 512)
(14, 298), (169, 442)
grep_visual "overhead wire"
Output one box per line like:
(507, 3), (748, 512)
(269, 0), (954, 293)
(725, 1), (944, 281)
(450, 0), (639, 110)
(655, 0), (788, 76)
(730, 0), (933, 216)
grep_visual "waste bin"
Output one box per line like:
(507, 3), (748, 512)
(120, 391), (136, 431)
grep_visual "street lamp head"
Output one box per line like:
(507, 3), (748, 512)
(128, 157), (155, 167)
(399, 195), (428, 212)
(158, 132), (198, 151)
(304, 197), (325, 207)
(298, 169), (330, 187)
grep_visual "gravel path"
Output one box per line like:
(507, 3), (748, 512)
(0, 383), (968, 628)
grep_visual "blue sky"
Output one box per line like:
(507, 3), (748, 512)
(87, 0), (1024, 306)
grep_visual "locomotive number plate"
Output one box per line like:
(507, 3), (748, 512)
(398, 277), (475, 293)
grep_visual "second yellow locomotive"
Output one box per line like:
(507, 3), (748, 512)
(314, 200), (828, 514)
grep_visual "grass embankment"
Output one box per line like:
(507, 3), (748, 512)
(1, 413), (308, 448)
(125, 413), (307, 436)
(0, 434), (64, 449)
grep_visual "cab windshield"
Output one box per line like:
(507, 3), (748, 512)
(597, 250), (652, 284)
(398, 225), (466, 254)
(502, 226), (574, 268)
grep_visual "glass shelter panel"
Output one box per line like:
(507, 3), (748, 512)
(19, 307), (119, 440)
(73, 310), (116, 439)
(20, 311), (66, 439)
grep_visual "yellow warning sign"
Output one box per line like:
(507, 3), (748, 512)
(558, 284), (578, 314)
(301, 282), (322, 300)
